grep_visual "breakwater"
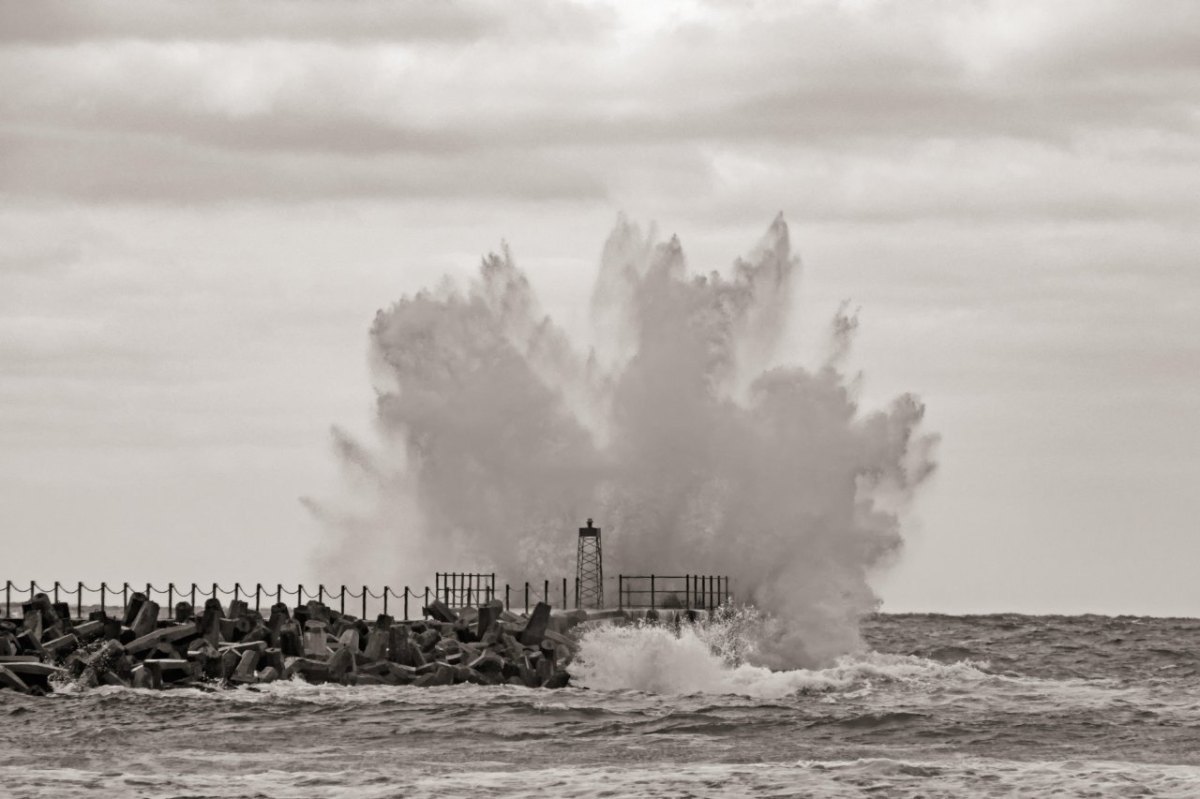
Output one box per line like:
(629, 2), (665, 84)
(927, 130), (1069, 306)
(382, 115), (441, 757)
(0, 590), (584, 695)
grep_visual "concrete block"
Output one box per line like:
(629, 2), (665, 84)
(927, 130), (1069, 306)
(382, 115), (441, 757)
(231, 650), (259, 683)
(517, 602), (551, 647)
(130, 600), (160, 639)
(125, 622), (198, 656)
(423, 599), (458, 623)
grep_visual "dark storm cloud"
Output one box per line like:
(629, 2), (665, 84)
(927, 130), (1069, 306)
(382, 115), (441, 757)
(0, 0), (1196, 216)
(0, 0), (608, 44)
(0, 127), (609, 203)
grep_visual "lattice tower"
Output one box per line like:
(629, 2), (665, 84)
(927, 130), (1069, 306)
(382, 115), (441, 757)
(576, 518), (603, 609)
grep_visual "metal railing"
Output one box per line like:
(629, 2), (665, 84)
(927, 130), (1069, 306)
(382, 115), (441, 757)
(0, 580), (438, 622)
(617, 575), (729, 611)
(5, 576), (732, 620)
(435, 572), (496, 607)
(3, 579), (579, 621)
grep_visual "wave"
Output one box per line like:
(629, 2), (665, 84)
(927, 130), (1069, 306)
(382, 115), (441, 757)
(572, 623), (994, 698)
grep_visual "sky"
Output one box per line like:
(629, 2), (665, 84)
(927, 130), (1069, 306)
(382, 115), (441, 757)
(1, 0), (1197, 615)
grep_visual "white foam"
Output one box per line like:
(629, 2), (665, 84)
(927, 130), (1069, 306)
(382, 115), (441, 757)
(573, 622), (993, 698)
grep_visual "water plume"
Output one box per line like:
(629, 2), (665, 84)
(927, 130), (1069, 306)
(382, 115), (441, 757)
(308, 215), (937, 668)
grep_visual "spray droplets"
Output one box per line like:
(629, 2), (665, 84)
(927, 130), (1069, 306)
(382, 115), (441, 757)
(311, 216), (937, 668)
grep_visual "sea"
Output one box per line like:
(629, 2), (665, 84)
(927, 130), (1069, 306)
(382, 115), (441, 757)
(3, 613), (1200, 798)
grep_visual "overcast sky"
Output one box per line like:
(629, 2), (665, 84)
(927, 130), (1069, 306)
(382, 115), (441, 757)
(2, 0), (1197, 614)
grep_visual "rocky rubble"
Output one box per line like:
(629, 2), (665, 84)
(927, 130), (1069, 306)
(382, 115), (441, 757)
(0, 591), (581, 694)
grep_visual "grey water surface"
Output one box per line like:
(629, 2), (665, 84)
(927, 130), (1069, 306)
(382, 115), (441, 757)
(3, 614), (1199, 798)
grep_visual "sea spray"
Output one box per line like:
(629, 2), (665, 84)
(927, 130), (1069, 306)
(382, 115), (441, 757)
(309, 215), (937, 668)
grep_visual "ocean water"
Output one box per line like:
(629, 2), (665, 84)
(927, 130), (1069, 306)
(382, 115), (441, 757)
(3, 613), (1200, 798)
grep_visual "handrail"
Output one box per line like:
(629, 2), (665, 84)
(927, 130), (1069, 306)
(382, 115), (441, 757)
(3, 574), (732, 620)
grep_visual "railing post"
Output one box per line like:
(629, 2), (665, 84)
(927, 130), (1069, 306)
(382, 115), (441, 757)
(53, 581), (59, 604)
(191, 584), (196, 608)
(562, 577), (567, 609)
(524, 582), (529, 614)
(423, 587), (430, 618)
(543, 579), (549, 607)
(255, 584), (262, 613)
(168, 583), (174, 613)
(233, 583), (240, 604)
(490, 573), (496, 602)
(145, 582), (151, 601)
(277, 584), (283, 604)
(444, 584), (450, 607)
(650, 575), (656, 609)
(6, 581), (11, 618)
(318, 584), (325, 605)
(212, 582), (218, 601)
(618, 576), (623, 611)
(505, 583), (510, 611)
(30, 580), (35, 601)
(362, 586), (367, 619)
(76, 581), (83, 620)
(100, 583), (106, 616)
(383, 586), (390, 617)
(339, 585), (345, 615)
(685, 574), (690, 609)
(122, 583), (128, 614)
(298, 584), (302, 605)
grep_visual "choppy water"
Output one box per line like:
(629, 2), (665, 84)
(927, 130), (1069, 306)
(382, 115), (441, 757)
(4, 613), (1200, 798)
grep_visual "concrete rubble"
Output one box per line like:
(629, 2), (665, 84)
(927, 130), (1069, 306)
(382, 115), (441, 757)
(0, 592), (591, 694)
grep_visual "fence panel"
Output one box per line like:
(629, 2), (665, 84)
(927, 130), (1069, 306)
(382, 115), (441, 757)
(617, 574), (730, 611)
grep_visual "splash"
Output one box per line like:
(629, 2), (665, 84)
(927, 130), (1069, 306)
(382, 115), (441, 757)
(308, 215), (937, 667)
(572, 619), (990, 698)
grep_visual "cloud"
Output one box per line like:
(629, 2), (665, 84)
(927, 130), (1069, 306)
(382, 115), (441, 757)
(1, 0), (1196, 214)
(0, 0), (609, 44)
